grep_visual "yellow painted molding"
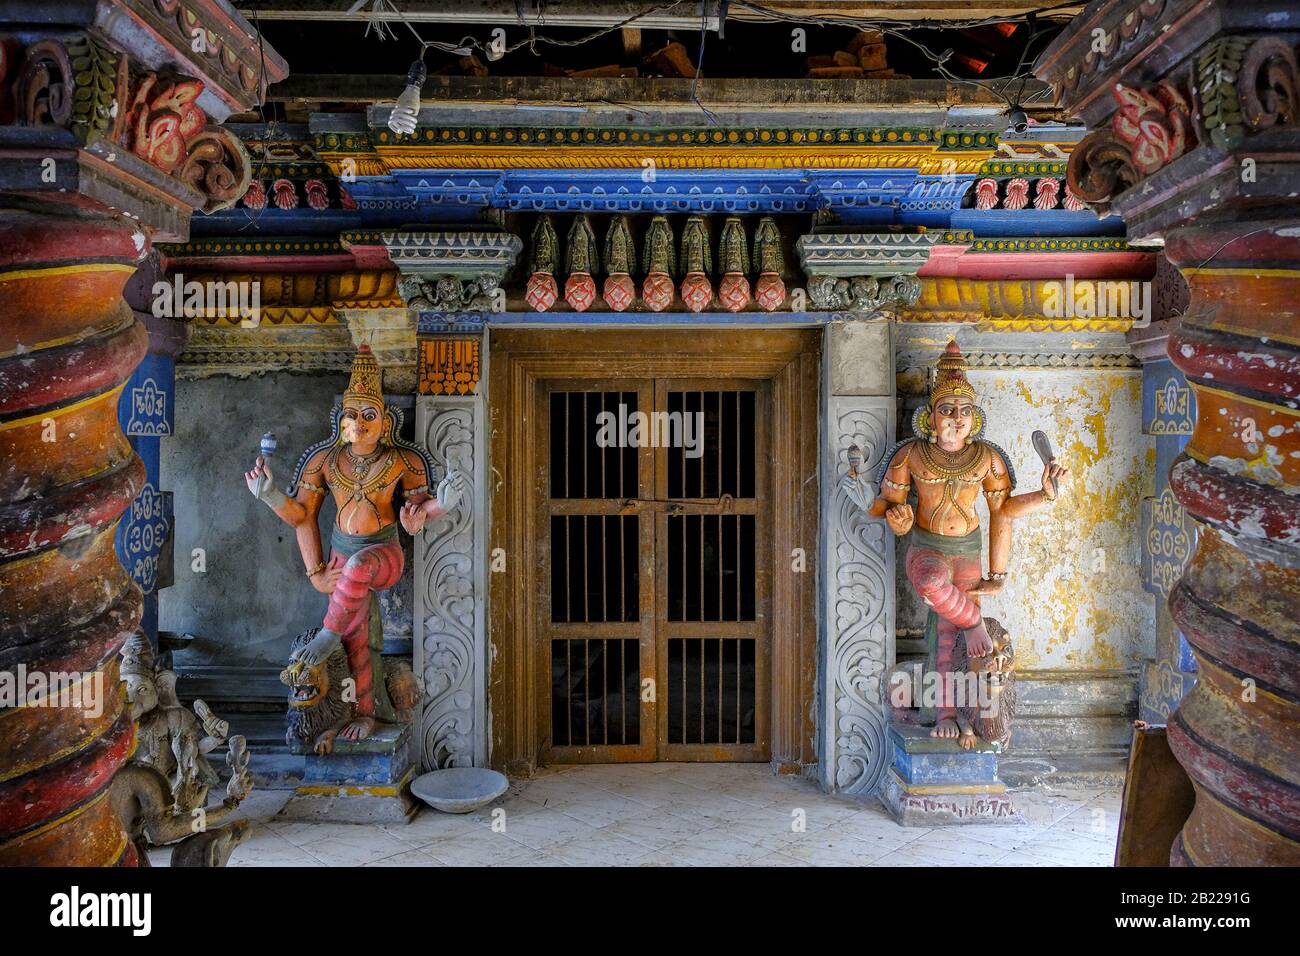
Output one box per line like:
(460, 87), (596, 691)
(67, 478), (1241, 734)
(317, 155), (388, 177)
(0, 384), (125, 432)
(900, 275), (1140, 330)
(895, 782), (1010, 795)
(321, 145), (993, 176)
(0, 262), (137, 283)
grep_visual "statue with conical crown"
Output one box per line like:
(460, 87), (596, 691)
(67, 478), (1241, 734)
(243, 345), (466, 745)
(842, 340), (1068, 748)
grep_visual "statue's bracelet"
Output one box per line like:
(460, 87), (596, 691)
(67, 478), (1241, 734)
(305, 560), (327, 578)
(986, 571), (1007, 582)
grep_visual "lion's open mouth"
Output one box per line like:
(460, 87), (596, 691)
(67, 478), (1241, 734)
(291, 684), (321, 703)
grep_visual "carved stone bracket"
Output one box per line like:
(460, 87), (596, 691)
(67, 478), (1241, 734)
(384, 230), (522, 276)
(88, 0), (289, 120)
(1043, 22), (1299, 217)
(2, 30), (264, 232)
(798, 231), (941, 315)
(807, 274), (923, 312)
(414, 395), (487, 770)
(823, 396), (896, 796)
(385, 230), (522, 314)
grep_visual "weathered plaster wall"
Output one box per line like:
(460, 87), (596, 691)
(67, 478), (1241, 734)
(159, 373), (347, 675)
(896, 367), (1152, 673)
(160, 373), (420, 698)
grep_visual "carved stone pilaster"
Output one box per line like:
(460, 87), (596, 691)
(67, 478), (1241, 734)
(413, 394), (487, 770)
(822, 320), (897, 796)
(798, 232), (944, 316)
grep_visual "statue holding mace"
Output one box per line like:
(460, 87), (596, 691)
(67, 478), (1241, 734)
(842, 340), (1068, 747)
(243, 345), (466, 744)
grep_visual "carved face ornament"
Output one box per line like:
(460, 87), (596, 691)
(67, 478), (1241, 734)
(280, 657), (330, 710)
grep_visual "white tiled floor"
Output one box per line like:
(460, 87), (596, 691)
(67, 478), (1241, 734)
(149, 763), (1121, 867)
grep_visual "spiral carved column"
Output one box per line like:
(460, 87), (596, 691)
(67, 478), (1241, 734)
(1162, 224), (1300, 865)
(0, 204), (148, 866)
(1037, 0), (1300, 865)
(0, 1), (285, 865)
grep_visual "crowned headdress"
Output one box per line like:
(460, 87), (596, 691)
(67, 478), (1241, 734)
(343, 344), (385, 410)
(930, 339), (976, 405)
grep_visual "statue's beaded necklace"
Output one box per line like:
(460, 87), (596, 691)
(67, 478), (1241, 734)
(344, 443), (386, 472)
(915, 441), (985, 533)
(326, 444), (399, 515)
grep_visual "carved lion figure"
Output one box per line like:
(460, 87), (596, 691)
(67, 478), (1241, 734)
(281, 627), (353, 755)
(952, 618), (1017, 751)
(280, 627), (422, 755)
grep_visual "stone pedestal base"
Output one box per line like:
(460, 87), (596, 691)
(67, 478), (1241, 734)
(880, 723), (1022, 826)
(276, 723), (418, 825)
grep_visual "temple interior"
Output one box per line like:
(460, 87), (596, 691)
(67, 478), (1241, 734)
(1, 0), (1296, 873)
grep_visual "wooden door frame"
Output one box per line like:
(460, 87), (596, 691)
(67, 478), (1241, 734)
(488, 328), (821, 777)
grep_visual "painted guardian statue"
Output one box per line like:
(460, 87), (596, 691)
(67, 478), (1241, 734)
(843, 340), (1068, 748)
(243, 344), (467, 745)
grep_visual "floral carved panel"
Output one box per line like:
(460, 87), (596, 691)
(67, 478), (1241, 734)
(414, 395), (487, 769)
(824, 397), (896, 796)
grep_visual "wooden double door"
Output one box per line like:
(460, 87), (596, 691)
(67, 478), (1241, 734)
(537, 378), (770, 762)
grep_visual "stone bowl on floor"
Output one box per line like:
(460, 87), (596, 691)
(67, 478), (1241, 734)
(411, 768), (509, 814)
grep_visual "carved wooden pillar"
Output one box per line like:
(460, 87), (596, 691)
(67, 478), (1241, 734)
(0, 2), (284, 866)
(1037, 0), (1300, 865)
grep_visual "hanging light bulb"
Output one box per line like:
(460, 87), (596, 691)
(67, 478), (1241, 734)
(388, 55), (427, 136)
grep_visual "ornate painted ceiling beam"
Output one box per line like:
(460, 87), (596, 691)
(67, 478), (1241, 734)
(1037, 0), (1300, 867)
(191, 120), (1126, 236)
(325, 124), (999, 177)
(239, 0), (1080, 26)
(274, 74), (1057, 113)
